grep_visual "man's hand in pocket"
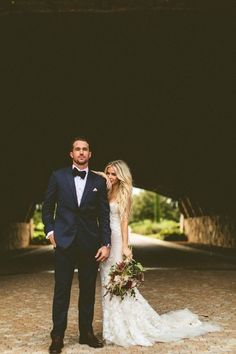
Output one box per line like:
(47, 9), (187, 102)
(48, 233), (57, 248)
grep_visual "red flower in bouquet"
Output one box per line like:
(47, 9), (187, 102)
(104, 256), (145, 301)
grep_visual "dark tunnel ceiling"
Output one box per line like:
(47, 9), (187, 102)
(0, 5), (235, 221)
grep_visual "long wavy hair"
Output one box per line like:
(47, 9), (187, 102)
(105, 160), (133, 220)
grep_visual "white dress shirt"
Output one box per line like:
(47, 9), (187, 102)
(73, 165), (88, 206)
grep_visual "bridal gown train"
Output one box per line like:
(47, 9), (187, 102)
(99, 201), (221, 347)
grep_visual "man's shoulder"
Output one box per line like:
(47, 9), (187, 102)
(53, 166), (71, 176)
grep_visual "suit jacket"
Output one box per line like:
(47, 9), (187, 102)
(42, 166), (111, 250)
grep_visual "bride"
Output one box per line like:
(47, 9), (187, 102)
(98, 160), (220, 347)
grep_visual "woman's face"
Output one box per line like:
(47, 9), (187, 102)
(106, 166), (119, 187)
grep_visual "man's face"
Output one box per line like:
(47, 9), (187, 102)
(70, 140), (91, 167)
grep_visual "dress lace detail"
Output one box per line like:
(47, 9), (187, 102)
(99, 202), (220, 347)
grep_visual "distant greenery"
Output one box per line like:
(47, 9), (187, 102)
(130, 219), (187, 241)
(32, 205), (49, 245)
(131, 190), (180, 223)
(130, 191), (187, 241)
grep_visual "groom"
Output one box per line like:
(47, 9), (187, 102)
(42, 136), (111, 353)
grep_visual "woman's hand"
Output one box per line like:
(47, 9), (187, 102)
(123, 246), (132, 260)
(100, 172), (112, 190)
(106, 178), (112, 190)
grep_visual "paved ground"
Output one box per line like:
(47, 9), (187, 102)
(0, 234), (236, 354)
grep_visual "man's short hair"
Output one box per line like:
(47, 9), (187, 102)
(70, 136), (91, 151)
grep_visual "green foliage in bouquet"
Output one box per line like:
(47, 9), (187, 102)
(104, 256), (145, 301)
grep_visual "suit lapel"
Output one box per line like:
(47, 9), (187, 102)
(65, 167), (78, 207)
(80, 170), (94, 206)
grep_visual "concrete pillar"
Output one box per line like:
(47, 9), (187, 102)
(0, 221), (32, 251)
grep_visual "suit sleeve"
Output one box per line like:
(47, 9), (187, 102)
(98, 178), (111, 246)
(42, 172), (57, 236)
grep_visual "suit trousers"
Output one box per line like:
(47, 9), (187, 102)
(51, 238), (99, 338)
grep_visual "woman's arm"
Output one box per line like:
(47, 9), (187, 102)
(92, 170), (112, 190)
(121, 199), (132, 259)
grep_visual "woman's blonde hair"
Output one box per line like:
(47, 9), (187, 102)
(105, 160), (133, 220)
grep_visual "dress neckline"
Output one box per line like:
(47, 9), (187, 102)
(109, 199), (117, 204)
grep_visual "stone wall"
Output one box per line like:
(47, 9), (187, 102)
(183, 216), (236, 247)
(0, 221), (32, 251)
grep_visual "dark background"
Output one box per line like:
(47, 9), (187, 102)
(0, 4), (235, 222)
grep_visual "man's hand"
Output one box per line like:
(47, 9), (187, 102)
(95, 246), (110, 262)
(48, 233), (57, 248)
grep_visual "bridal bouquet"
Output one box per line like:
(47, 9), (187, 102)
(104, 256), (145, 301)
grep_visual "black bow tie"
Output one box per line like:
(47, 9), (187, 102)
(72, 168), (86, 179)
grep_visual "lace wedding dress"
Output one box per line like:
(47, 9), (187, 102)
(99, 201), (220, 347)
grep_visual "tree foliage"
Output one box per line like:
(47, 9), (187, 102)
(130, 190), (180, 222)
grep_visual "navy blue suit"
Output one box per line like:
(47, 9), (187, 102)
(42, 166), (111, 337)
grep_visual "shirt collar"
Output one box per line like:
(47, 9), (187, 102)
(72, 165), (89, 173)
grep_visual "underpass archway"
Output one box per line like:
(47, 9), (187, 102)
(0, 1), (235, 249)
